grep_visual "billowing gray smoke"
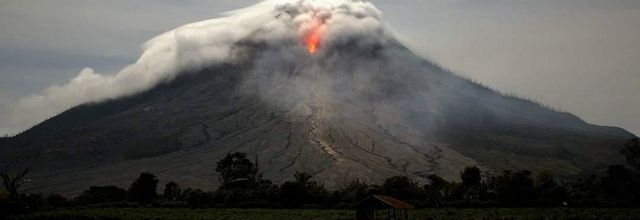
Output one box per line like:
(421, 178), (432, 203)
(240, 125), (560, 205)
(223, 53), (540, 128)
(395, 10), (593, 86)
(4, 0), (392, 135)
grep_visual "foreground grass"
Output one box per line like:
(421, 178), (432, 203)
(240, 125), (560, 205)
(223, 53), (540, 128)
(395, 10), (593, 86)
(411, 208), (640, 220)
(8, 208), (352, 220)
(8, 208), (640, 220)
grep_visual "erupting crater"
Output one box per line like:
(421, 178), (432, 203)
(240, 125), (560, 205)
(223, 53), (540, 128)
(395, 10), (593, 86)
(305, 24), (322, 54)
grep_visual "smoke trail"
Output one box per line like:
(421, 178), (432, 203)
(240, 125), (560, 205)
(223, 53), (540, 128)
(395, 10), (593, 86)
(3, 0), (389, 135)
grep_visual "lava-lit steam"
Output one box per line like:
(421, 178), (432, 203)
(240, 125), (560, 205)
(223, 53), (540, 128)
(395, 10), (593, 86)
(305, 24), (322, 54)
(3, 0), (388, 135)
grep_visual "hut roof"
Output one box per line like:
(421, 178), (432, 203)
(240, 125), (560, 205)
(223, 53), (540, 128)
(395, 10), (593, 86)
(355, 195), (414, 209)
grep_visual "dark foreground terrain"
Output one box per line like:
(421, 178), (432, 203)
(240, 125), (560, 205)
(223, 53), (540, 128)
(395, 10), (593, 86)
(7, 208), (640, 220)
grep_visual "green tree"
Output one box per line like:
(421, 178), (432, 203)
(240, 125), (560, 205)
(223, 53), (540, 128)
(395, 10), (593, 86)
(423, 174), (449, 207)
(280, 180), (306, 205)
(279, 172), (326, 208)
(76, 186), (127, 204)
(534, 170), (567, 205)
(622, 137), (640, 173)
(216, 152), (258, 189)
(461, 166), (481, 188)
(253, 179), (279, 205)
(163, 181), (181, 200)
(511, 170), (534, 205)
(460, 166), (482, 201)
(602, 164), (635, 201)
(495, 170), (514, 203)
(294, 172), (312, 185)
(128, 172), (159, 203)
(184, 189), (213, 208)
(345, 179), (370, 200)
(0, 169), (30, 199)
(534, 170), (555, 188)
(45, 194), (68, 207)
(382, 176), (422, 201)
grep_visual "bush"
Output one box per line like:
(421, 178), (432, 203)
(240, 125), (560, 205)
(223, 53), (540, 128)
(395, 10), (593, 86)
(45, 194), (68, 207)
(75, 186), (127, 205)
(127, 172), (158, 204)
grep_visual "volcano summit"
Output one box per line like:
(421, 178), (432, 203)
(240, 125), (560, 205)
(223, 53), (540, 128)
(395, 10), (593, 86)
(0, 0), (634, 195)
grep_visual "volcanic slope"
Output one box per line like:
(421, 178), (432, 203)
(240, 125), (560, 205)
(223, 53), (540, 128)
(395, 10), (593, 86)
(0, 0), (636, 195)
(1, 39), (634, 195)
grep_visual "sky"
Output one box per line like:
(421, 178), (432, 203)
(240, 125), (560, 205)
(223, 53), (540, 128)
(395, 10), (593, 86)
(0, 0), (638, 136)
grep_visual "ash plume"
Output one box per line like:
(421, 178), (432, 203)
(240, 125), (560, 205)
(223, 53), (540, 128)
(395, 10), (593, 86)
(3, 0), (391, 135)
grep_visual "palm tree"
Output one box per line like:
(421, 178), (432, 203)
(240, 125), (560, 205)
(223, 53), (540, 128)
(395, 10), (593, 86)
(1, 168), (30, 199)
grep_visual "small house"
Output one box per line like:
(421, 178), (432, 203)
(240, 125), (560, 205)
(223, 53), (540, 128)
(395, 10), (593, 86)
(354, 195), (414, 220)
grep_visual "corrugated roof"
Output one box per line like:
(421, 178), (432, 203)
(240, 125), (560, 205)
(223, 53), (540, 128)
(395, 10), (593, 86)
(356, 195), (414, 209)
(373, 195), (414, 209)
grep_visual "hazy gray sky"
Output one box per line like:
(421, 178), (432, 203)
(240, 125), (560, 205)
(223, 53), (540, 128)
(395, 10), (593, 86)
(0, 0), (638, 135)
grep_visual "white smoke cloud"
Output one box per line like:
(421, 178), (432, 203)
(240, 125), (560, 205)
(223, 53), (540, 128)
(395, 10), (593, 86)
(3, 0), (389, 135)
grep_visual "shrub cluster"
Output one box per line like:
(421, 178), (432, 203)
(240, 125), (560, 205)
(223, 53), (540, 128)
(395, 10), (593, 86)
(2, 138), (639, 216)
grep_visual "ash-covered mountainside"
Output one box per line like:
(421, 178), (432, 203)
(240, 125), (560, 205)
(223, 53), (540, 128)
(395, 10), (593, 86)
(0, 0), (635, 195)
(1, 40), (634, 195)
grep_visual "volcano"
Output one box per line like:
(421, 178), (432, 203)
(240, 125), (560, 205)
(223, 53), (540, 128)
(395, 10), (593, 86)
(0, 0), (635, 195)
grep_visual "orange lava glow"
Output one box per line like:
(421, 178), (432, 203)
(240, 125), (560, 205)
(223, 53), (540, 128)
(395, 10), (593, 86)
(305, 25), (322, 54)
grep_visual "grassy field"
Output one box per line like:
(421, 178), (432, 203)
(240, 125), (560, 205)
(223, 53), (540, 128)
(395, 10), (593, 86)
(7, 208), (640, 220)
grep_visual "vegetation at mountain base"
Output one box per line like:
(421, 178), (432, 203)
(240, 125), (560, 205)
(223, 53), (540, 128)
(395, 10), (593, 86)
(1, 138), (639, 218)
(127, 172), (159, 204)
(6, 208), (640, 220)
(622, 137), (640, 173)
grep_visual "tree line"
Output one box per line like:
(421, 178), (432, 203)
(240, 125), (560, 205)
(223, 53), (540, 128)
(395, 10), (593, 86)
(1, 138), (639, 216)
